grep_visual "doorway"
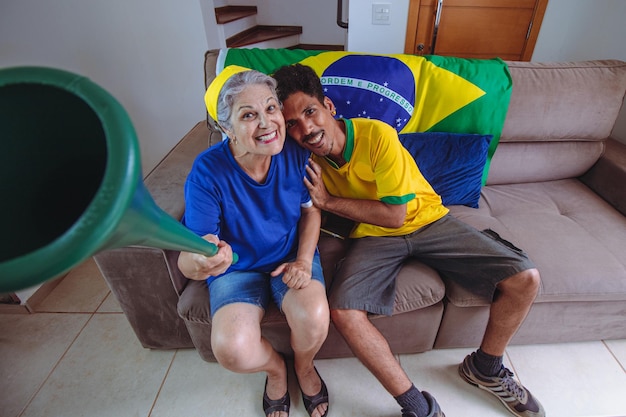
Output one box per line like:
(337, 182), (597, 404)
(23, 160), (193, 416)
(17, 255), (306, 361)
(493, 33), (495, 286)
(404, 0), (549, 61)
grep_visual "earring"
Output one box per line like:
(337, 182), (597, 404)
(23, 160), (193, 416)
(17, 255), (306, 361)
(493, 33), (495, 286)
(331, 109), (337, 116)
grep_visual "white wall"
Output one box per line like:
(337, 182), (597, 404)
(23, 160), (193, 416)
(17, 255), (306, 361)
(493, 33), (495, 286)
(255, 0), (346, 46)
(532, 0), (626, 62)
(0, 0), (213, 175)
(347, 0), (409, 54)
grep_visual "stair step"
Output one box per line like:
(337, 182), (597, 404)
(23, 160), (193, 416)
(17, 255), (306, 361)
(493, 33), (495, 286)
(227, 25), (303, 48)
(215, 6), (258, 24)
(292, 44), (345, 51)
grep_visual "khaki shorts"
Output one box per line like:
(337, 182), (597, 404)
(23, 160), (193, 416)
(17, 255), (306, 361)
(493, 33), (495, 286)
(328, 214), (536, 316)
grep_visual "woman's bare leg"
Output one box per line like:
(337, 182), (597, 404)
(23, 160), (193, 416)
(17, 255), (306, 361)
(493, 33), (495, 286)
(211, 303), (288, 417)
(282, 281), (330, 417)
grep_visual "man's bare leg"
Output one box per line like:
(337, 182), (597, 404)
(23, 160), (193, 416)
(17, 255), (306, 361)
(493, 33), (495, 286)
(480, 268), (541, 356)
(459, 268), (545, 417)
(331, 308), (412, 395)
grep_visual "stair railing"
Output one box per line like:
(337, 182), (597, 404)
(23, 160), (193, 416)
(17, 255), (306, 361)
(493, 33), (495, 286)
(337, 0), (348, 28)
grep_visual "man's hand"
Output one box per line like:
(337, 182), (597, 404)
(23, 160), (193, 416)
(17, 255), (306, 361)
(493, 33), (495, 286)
(304, 158), (330, 210)
(271, 259), (312, 289)
(177, 234), (234, 280)
(304, 157), (407, 228)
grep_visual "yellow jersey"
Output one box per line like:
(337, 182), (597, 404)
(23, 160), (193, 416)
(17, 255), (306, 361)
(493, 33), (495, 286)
(314, 118), (449, 238)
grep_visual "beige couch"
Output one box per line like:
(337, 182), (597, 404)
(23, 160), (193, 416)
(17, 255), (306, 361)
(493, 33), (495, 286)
(94, 51), (626, 362)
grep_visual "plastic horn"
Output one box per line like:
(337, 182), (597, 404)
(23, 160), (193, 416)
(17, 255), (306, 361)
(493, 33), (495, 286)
(0, 66), (236, 293)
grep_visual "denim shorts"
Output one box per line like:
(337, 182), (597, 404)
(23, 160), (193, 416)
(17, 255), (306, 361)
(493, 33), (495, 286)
(208, 254), (325, 316)
(329, 214), (536, 316)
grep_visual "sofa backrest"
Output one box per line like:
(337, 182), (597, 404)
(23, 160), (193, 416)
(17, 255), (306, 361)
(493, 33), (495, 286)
(502, 60), (626, 142)
(487, 60), (626, 185)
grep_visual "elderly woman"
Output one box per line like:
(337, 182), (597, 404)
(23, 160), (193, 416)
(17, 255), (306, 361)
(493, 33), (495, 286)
(177, 66), (329, 417)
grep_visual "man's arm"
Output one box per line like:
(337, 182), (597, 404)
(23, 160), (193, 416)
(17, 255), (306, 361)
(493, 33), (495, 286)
(304, 159), (406, 228)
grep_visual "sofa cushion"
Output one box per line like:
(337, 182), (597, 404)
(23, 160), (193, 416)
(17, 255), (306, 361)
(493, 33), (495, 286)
(448, 179), (626, 307)
(179, 260), (445, 317)
(488, 60), (626, 186)
(179, 236), (446, 324)
(388, 259), (446, 315)
(501, 60), (626, 143)
(399, 132), (491, 208)
(486, 141), (604, 185)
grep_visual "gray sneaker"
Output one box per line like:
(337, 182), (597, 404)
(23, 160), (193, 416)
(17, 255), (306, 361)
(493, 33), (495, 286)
(402, 391), (445, 417)
(459, 353), (545, 417)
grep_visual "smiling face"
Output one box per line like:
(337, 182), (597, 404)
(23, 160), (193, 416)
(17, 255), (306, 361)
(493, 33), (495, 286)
(281, 91), (341, 158)
(223, 83), (286, 157)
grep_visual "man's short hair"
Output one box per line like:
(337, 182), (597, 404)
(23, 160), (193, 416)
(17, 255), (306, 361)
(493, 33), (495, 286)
(273, 64), (325, 104)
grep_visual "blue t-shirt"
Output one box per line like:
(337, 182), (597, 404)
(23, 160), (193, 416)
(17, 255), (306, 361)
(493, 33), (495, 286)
(183, 139), (312, 281)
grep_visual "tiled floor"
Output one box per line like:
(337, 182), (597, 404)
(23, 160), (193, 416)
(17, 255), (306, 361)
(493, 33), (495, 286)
(2, 258), (626, 417)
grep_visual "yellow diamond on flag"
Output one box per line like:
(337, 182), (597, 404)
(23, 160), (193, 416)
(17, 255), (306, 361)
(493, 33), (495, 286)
(401, 55), (486, 132)
(300, 52), (486, 133)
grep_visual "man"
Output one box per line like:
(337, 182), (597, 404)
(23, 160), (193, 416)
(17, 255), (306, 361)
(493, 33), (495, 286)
(273, 63), (545, 417)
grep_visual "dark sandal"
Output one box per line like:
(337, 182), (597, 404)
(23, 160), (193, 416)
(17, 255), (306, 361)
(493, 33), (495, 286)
(263, 377), (290, 416)
(301, 367), (329, 417)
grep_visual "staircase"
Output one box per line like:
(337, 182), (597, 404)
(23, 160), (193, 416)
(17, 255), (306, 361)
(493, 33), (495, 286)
(214, 5), (343, 50)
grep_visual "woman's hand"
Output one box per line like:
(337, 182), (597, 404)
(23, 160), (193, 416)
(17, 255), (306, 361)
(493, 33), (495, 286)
(177, 234), (234, 280)
(271, 259), (312, 289)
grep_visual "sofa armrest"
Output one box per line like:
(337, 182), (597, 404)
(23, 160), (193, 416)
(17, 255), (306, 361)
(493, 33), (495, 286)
(93, 122), (211, 349)
(94, 247), (194, 349)
(144, 121), (211, 218)
(580, 138), (626, 216)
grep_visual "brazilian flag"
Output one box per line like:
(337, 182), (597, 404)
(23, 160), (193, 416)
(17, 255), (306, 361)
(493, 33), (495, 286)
(220, 48), (512, 183)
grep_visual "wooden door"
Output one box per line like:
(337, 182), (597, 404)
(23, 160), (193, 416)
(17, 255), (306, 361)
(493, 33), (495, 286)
(404, 0), (548, 61)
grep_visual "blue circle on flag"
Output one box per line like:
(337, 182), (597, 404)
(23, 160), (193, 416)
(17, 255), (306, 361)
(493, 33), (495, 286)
(320, 55), (415, 131)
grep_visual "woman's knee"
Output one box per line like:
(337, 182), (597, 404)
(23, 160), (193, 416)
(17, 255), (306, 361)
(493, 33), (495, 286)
(290, 301), (329, 340)
(285, 284), (329, 324)
(211, 330), (256, 369)
(211, 305), (264, 370)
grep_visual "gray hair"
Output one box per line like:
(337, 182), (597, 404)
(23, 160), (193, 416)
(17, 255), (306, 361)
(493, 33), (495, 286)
(216, 70), (280, 132)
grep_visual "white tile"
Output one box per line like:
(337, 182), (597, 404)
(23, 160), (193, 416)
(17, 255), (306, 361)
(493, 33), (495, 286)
(312, 357), (399, 416)
(399, 348), (514, 417)
(153, 351), (397, 417)
(152, 349), (271, 417)
(20, 314), (175, 417)
(96, 292), (123, 313)
(605, 339), (626, 371)
(506, 342), (626, 417)
(34, 258), (109, 313)
(0, 313), (89, 417)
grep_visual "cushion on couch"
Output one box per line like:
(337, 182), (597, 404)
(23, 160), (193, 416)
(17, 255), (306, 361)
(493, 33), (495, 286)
(177, 234), (448, 360)
(448, 178), (626, 307)
(399, 132), (491, 208)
